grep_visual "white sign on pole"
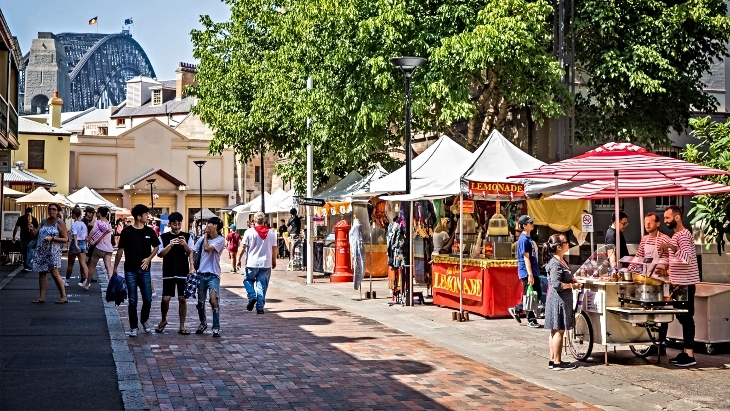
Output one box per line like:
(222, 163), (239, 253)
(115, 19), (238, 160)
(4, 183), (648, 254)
(581, 213), (594, 233)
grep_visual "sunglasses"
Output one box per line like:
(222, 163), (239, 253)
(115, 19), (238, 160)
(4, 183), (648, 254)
(48, 208), (58, 212)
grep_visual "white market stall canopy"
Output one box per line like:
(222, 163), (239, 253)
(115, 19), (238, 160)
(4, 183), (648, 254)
(369, 135), (471, 195)
(68, 186), (111, 207)
(16, 187), (59, 204)
(194, 208), (217, 219)
(316, 171), (363, 199)
(3, 186), (27, 198)
(232, 191), (271, 213)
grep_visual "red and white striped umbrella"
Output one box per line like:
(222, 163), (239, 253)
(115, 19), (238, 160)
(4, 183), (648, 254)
(509, 142), (729, 181)
(547, 177), (730, 200)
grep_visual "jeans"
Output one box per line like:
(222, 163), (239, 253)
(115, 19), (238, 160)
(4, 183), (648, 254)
(125, 270), (152, 329)
(197, 273), (220, 329)
(659, 284), (696, 350)
(21, 240), (35, 270)
(244, 267), (271, 312)
(513, 276), (543, 322)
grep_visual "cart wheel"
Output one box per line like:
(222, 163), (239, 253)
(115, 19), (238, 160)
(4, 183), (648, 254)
(706, 344), (715, 355)
(630, 325), (660, 358)
(568, 311), (593, 361)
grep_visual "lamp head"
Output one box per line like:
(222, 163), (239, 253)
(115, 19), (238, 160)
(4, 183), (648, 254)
(146, 178), (156, 184)
(390, 56), (427, 76)
(193, 160), (207, 168)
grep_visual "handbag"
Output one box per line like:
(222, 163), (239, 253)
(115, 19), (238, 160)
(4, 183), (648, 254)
(193, 238), (203, 271)
(183, 273), (199, 298)
(88, 221), (111, 246)
(523, 284), (538, 312)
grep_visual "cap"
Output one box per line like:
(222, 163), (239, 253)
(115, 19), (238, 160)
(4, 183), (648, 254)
(518, 215), (535, 225)
(229, 224), (236, 230)
(84, 206), (96, 213)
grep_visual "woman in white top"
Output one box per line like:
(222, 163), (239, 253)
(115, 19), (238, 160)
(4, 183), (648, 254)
(65, 207), (89, 287)
(431, 218), (453, 256)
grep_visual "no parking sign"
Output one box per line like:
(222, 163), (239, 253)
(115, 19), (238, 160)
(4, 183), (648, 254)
(581, 213), (594, 233)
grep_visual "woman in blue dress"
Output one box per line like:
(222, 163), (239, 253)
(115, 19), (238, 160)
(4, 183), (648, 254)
(30, 203), (69, 304)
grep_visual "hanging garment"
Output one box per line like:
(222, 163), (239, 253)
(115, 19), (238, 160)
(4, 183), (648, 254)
(386, 220), (404, 268)
(349, 219), (366, 290)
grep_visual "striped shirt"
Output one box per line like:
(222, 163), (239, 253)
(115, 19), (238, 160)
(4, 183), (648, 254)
(628, 232), (671, 271)
(667, 229), (700, 285)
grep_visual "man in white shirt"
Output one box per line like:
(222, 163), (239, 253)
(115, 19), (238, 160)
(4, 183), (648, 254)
(194, 216), (225, 338)
(239, 211), (277, 314)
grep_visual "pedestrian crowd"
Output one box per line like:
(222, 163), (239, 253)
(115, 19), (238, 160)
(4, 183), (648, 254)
(15, 203), (278, 339)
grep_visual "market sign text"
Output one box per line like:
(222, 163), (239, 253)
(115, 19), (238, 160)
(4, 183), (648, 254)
(468, 181), (524, 196)
(432, 264), (483, 302)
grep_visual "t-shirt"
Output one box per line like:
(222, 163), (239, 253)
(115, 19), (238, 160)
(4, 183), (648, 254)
(278, 225), (287, 236)
(516, 233), (539, 279)
(432, 231), (449, 255)
(226, 231), (241, 251)
(15, 215), (39, 241)
(194, 235), (225, 276)
(605, 227), (629, 259)
(288, 215), (301, 235)
(242, 226), (277, 268)
(70, 221), (88, 241)
(118, 225), (160, 272)
(159, 231), (194, 278)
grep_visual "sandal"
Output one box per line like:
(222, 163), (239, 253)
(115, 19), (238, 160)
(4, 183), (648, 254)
(195, 323), (207, 334)
(155, 321), (168, 333)
(32, 299), (45, 304)
(178, 329), (190, 335)
(55, 298), (68, 304)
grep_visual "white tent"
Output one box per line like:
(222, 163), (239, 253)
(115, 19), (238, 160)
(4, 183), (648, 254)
(54, 193), (75, 207)
(90, 188), (118, 209)
(3, 187), (27, 198)
(316, 171), (363, 199)
(270, 189), (297, 213)
(16, 187), (59, 204)
(369, 135), (471, 195)
(232, 191), (271, 213)
(194, 208), (217, 219)
(68, 186), (110, 207)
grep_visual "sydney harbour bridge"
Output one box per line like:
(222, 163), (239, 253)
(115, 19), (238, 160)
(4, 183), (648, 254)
(20, 31), (155, 113)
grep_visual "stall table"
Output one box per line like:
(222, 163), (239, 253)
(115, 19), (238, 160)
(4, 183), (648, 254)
(431, 255), (522, 317)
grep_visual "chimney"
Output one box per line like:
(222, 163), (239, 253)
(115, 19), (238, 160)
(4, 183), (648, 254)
(48, 91), (63, 128)
(175, 62), (198, 100)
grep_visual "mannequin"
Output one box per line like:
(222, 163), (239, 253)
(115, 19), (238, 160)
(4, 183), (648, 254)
(349, 217), (365, 290)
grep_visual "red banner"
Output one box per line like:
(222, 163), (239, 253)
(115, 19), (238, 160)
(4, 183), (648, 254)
(468, 181), (524, 196)
(432, 263), (484, 302)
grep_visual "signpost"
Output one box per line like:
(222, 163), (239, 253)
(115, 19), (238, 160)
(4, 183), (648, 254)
(296, 197), (325, 207)
(581, 213), (594, 233)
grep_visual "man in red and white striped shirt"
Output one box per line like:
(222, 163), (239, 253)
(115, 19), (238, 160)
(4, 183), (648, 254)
(628, 212), (671, 273)
(659, 205), (699, 367)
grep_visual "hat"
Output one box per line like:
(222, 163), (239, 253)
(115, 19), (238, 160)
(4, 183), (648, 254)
(229, 224), (236, 230)
(84, 206), (96, 213)
(518, 215), (535, 225)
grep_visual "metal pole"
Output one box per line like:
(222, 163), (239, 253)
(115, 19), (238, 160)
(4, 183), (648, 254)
(369, 221), (374, 296)
(150, 184), (154, 212)
(639, 197), (645, 236)
(459, 192), (463, 315)
(199, 166), (203, 235)
(404, 72), (412, 307)
(260, 148), (265, 214)
(306, 76), (314, 285)
(614, 170), (620, 268)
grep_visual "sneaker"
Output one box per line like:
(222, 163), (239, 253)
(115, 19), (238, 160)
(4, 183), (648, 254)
(256, 310), (265, 314)
(129, 328), (138, 337)
(64, 279), (69, 287)
(151, 292), (157, 298)
(527, 321), (542, 328)
(669, 352), (688, 364)
(674, 355), (696, 367)
(212, 328), (220, 338)
(195, 323), (208, 334)
(247, 298), (257, 311)
(548, 361), (554, 369)
(508, 307), (522, 324)
(141, 322), (152, 333)
(552, 362), (577, 371)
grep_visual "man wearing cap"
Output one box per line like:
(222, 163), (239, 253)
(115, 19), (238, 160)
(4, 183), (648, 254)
(508, 215), (542, 328)
(239, 211), (277, 314)
(194, 216), (226, 338)
(225, 224), (241, 273)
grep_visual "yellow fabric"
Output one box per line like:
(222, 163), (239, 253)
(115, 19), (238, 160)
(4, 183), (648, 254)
(316, 201), (352, 217)
(527, 198), (588, 245)
(432, 255), (518, 269)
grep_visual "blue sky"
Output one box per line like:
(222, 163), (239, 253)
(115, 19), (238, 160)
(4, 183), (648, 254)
(1, 0), (231, 79)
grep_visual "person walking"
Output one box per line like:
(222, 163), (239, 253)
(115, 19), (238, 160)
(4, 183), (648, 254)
(660, 205), (700, 367)
(82, 207), (114, 288)
(65, 207), (89, 287)
(13, 207), (39, 272)
(287, 208), (302, 270)
(508, 215), (542, 328)
(82, 206), (96, 273)
(194, 216), (225, 337)
(277, 219), (288, 259)
(114, 204), (160, 337)
(156, 212), (194, 335)
(225, 224), (241, 273)
(239, 212), (277, 314)
(30, 203), (68, 304)
(543, 233), (581, 370)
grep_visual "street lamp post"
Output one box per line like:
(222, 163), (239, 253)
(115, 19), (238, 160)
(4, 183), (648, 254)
(146, 178), (156, 215)
(193, 160), (207, 236)
(246, 189), (254, 203)
(390, 56), (426, 307)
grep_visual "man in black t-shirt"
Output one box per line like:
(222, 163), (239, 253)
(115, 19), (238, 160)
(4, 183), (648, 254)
(606, 212), (630, 267)
(277, 219), (288, 258)
(13, 207), (39, 271)
(156, 212), (194, 334)
(113, 204), (160, 337)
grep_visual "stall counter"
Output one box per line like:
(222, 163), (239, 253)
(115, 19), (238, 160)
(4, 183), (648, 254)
(431, 255), (523, 317)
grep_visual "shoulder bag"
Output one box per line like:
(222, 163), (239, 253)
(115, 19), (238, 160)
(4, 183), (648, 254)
(193, 237), (203, 271)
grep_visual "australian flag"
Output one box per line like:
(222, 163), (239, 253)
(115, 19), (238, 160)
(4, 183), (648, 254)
(124, 17), (133, 25)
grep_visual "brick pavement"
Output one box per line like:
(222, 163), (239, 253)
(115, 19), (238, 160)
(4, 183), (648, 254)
(117, 262), (599, 411)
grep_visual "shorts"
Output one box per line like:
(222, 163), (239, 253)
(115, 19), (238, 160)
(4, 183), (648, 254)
(69, 240), (87, 254)
(162, 277), (187, 297)
(92, 247), (112, 259)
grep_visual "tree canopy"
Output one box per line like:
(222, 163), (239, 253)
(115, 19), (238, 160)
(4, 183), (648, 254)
(190, 0), (730, 188)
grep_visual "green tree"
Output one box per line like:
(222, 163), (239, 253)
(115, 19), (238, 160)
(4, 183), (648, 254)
(574, 0), (730, 146)
(682, 116), (730, 251)
(190, 0), (566, 188)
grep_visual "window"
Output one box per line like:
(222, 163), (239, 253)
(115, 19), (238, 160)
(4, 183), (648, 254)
(27, 140), (45, 169)
(116, 118), (125, 127)
(655, 148), (681, 210)
(152, 89), (161, 105)
(254, 166), (261, 183)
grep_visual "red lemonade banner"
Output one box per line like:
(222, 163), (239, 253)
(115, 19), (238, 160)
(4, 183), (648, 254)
(432, 263), (483, 302)
(468, 181), (525, 196)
